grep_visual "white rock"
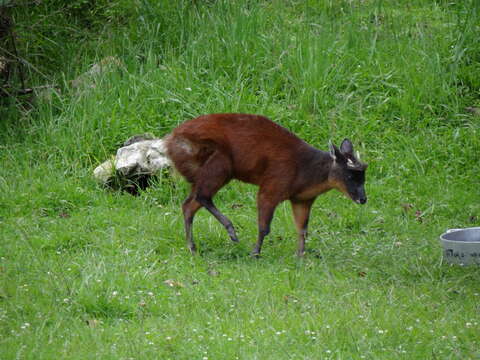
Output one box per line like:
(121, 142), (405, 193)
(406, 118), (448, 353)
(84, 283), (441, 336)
(115, 139), (171, 177)
(93, 158), (115, 183)
(93, 136), (172, 192)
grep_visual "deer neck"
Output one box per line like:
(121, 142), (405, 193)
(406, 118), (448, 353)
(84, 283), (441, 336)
(292, 147), (334, 200)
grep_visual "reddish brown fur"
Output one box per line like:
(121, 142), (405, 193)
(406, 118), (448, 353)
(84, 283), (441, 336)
(166, 113), (367, 256)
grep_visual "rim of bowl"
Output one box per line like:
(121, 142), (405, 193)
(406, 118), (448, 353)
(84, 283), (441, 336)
(440, 227), (480, 244)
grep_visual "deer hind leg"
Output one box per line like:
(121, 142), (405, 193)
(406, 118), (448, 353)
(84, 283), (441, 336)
(194, 150), (238, 243)
(182, 186), (202, 254)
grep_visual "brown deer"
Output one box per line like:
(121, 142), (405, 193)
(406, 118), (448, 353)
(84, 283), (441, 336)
(165, 113), (367, 256)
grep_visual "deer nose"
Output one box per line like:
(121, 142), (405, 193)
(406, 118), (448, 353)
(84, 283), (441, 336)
(356, 197), (367, 204)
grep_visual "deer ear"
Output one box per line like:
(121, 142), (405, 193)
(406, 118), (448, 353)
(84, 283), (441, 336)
(340, 138), (354, 156)
(329, 141), (342, 161)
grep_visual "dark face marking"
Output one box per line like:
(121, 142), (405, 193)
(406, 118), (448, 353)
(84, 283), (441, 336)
(344, 169), (367, 204)
(329, 159), (367, 205)
(329, 139), (368, 204)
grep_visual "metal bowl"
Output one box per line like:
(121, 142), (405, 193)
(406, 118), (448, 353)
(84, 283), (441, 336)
(440, 227), (480, 265)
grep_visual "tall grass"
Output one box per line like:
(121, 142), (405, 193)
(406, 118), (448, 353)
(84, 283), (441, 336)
(1, 0), (479, 358)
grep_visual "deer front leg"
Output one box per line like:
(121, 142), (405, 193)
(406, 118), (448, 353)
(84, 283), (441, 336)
(252, 188), (282, 257)
(290, 199), (314, 257)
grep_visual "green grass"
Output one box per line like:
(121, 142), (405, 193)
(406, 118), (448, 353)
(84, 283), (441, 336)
(1, 0), (480, 358)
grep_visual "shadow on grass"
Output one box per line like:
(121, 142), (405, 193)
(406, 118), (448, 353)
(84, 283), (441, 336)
(198, 240), (250, 261)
